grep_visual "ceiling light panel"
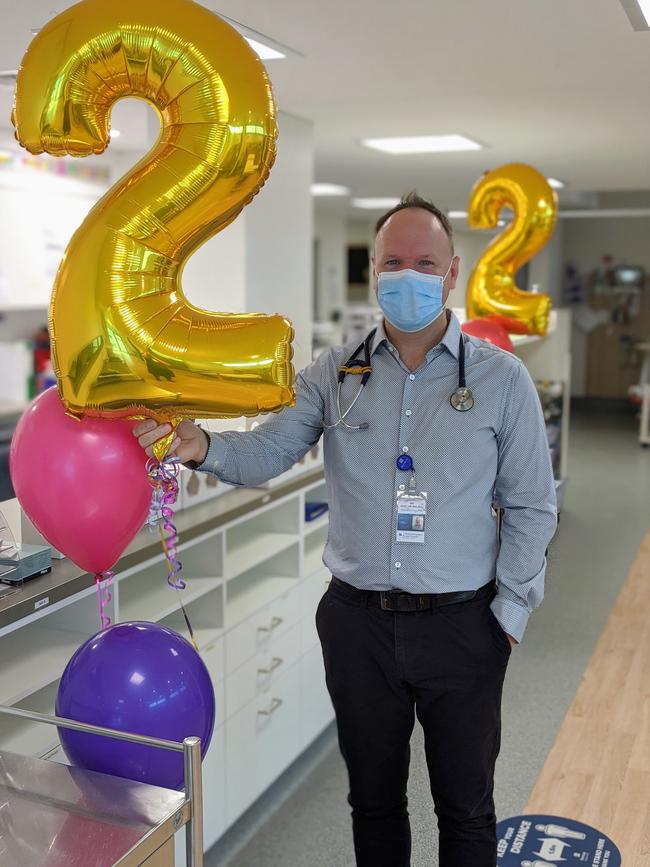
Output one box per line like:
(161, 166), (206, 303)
(215, 11), (301, 59)
(619, 0), (650, 30)
(311, 183), (350, 196)
(245, 38), (285, 60)
(352, 197), (401, 209)
(361, 135), (482, 155)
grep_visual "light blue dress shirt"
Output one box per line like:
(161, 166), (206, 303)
(198, 310), (558, 642)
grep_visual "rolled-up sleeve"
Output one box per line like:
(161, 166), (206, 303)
(197, 356), (325, 487)
(491, 361), (558, 642)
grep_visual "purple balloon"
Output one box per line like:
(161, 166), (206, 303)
(56, 622), (215, 790)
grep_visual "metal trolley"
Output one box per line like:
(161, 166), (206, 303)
(0, 704), (204, 866)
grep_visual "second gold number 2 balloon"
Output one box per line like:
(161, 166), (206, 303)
(465, 163), (557, 336)
(12, 0), (295, 423)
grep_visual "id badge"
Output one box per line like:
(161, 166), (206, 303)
(396, 489), (427, 544)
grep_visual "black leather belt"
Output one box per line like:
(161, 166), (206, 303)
(330, 576), (496, 612)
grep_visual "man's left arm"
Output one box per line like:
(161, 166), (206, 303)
(492, 361), (558, 645)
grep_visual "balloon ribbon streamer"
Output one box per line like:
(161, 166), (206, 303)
(95, 571), (114, 630)
(146, 457), (198, 651)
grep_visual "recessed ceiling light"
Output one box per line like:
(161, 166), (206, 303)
(311, 183), (350, 196)
(245, 37), (285, 60)
(111, 129), (121, 138)
(216, 11), (300, 60)
(361, 135), (482, 155)
(619, 0), (650, 30)
(447, 210), (468, 219)
(547, 177), (565, 189)
(352, 197), (401, 209)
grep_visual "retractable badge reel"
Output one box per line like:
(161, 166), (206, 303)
(395, 454), (427, 544)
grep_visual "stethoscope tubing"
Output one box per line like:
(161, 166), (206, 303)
(325, 327), (472, 430)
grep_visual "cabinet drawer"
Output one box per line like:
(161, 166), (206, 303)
(225, 622), (301, 719)
(225, 586), (302, 675)
(300, 645), (334, 749)
(225, 661), (301, 824)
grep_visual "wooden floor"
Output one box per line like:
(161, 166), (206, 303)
(525, 529), (650, 865)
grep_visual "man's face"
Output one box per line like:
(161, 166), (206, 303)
(372, 208), (459, 305)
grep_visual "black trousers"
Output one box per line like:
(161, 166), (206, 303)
(315, 577), (511, 867)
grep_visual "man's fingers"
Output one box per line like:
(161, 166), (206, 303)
(137, 424), (172, 449)
(132, 419), (158, 437)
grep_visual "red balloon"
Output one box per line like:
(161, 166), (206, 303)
(10, 388), (151, 574)
(461, 318), (514, 353)
(484, 314), (530, 335)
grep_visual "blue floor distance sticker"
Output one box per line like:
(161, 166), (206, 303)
(496, 815), (621, 866)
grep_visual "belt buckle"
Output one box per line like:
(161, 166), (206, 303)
(380, 592), (424, 612)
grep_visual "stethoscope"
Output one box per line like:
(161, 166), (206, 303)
(324, 327), (474, 431)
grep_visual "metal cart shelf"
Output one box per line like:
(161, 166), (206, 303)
(0, 704), (204, 866)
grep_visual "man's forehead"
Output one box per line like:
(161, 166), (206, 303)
(375, 211), (450, 253)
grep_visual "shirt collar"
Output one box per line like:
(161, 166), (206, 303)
(371, 309), (461, 361)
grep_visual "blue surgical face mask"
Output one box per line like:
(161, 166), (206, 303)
(377, 262), (453, 333)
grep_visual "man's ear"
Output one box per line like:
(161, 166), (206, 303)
(450, 255), (460, 286)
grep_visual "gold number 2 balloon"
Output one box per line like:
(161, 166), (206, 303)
(465, 163), (557, 335)
(12, 0), (295, 434)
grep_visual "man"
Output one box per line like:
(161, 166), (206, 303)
(135, 191), (558, 867)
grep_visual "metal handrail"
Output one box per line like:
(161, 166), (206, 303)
(0, 703), (203, 866)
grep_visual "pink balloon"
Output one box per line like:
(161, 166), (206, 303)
(461, 318), (514, 353)
(10, 388), (151, 574)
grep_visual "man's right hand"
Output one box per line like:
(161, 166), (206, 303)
(133, 419), (210, 465)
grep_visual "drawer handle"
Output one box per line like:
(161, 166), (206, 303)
(257, 616), (283, 634)
(257, 656), (283, 675)
(257, 697), (283, 716)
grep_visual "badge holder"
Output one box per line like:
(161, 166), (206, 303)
(396, 472), (428, 544)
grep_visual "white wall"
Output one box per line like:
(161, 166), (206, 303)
(313, 208), (346, 321)
(451, 230), (490, 306)
(184, 112), (314, 370)
(246, 113), (314, 370)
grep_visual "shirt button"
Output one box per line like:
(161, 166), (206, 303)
(405, 410), (412, 416)
(395, 562), (401, 569)
(409, 374), (415, 380)
(402, 446), (409, 453)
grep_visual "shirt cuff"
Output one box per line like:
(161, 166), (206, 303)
(196, 431), (228, 475)
(490, 594), (530, 644)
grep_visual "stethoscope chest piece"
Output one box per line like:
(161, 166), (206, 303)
(450, 386), (474, 412)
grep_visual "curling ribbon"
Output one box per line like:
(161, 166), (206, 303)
(146, 457), (185, 590)
(95, 571), (114, 629)
(146, 457), (199, 650)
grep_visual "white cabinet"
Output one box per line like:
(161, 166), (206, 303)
(202, 724), (227, 849)
(226, 622), (302, 719)
(225, 660), (301, 824)
(225, 576), (302, 676)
